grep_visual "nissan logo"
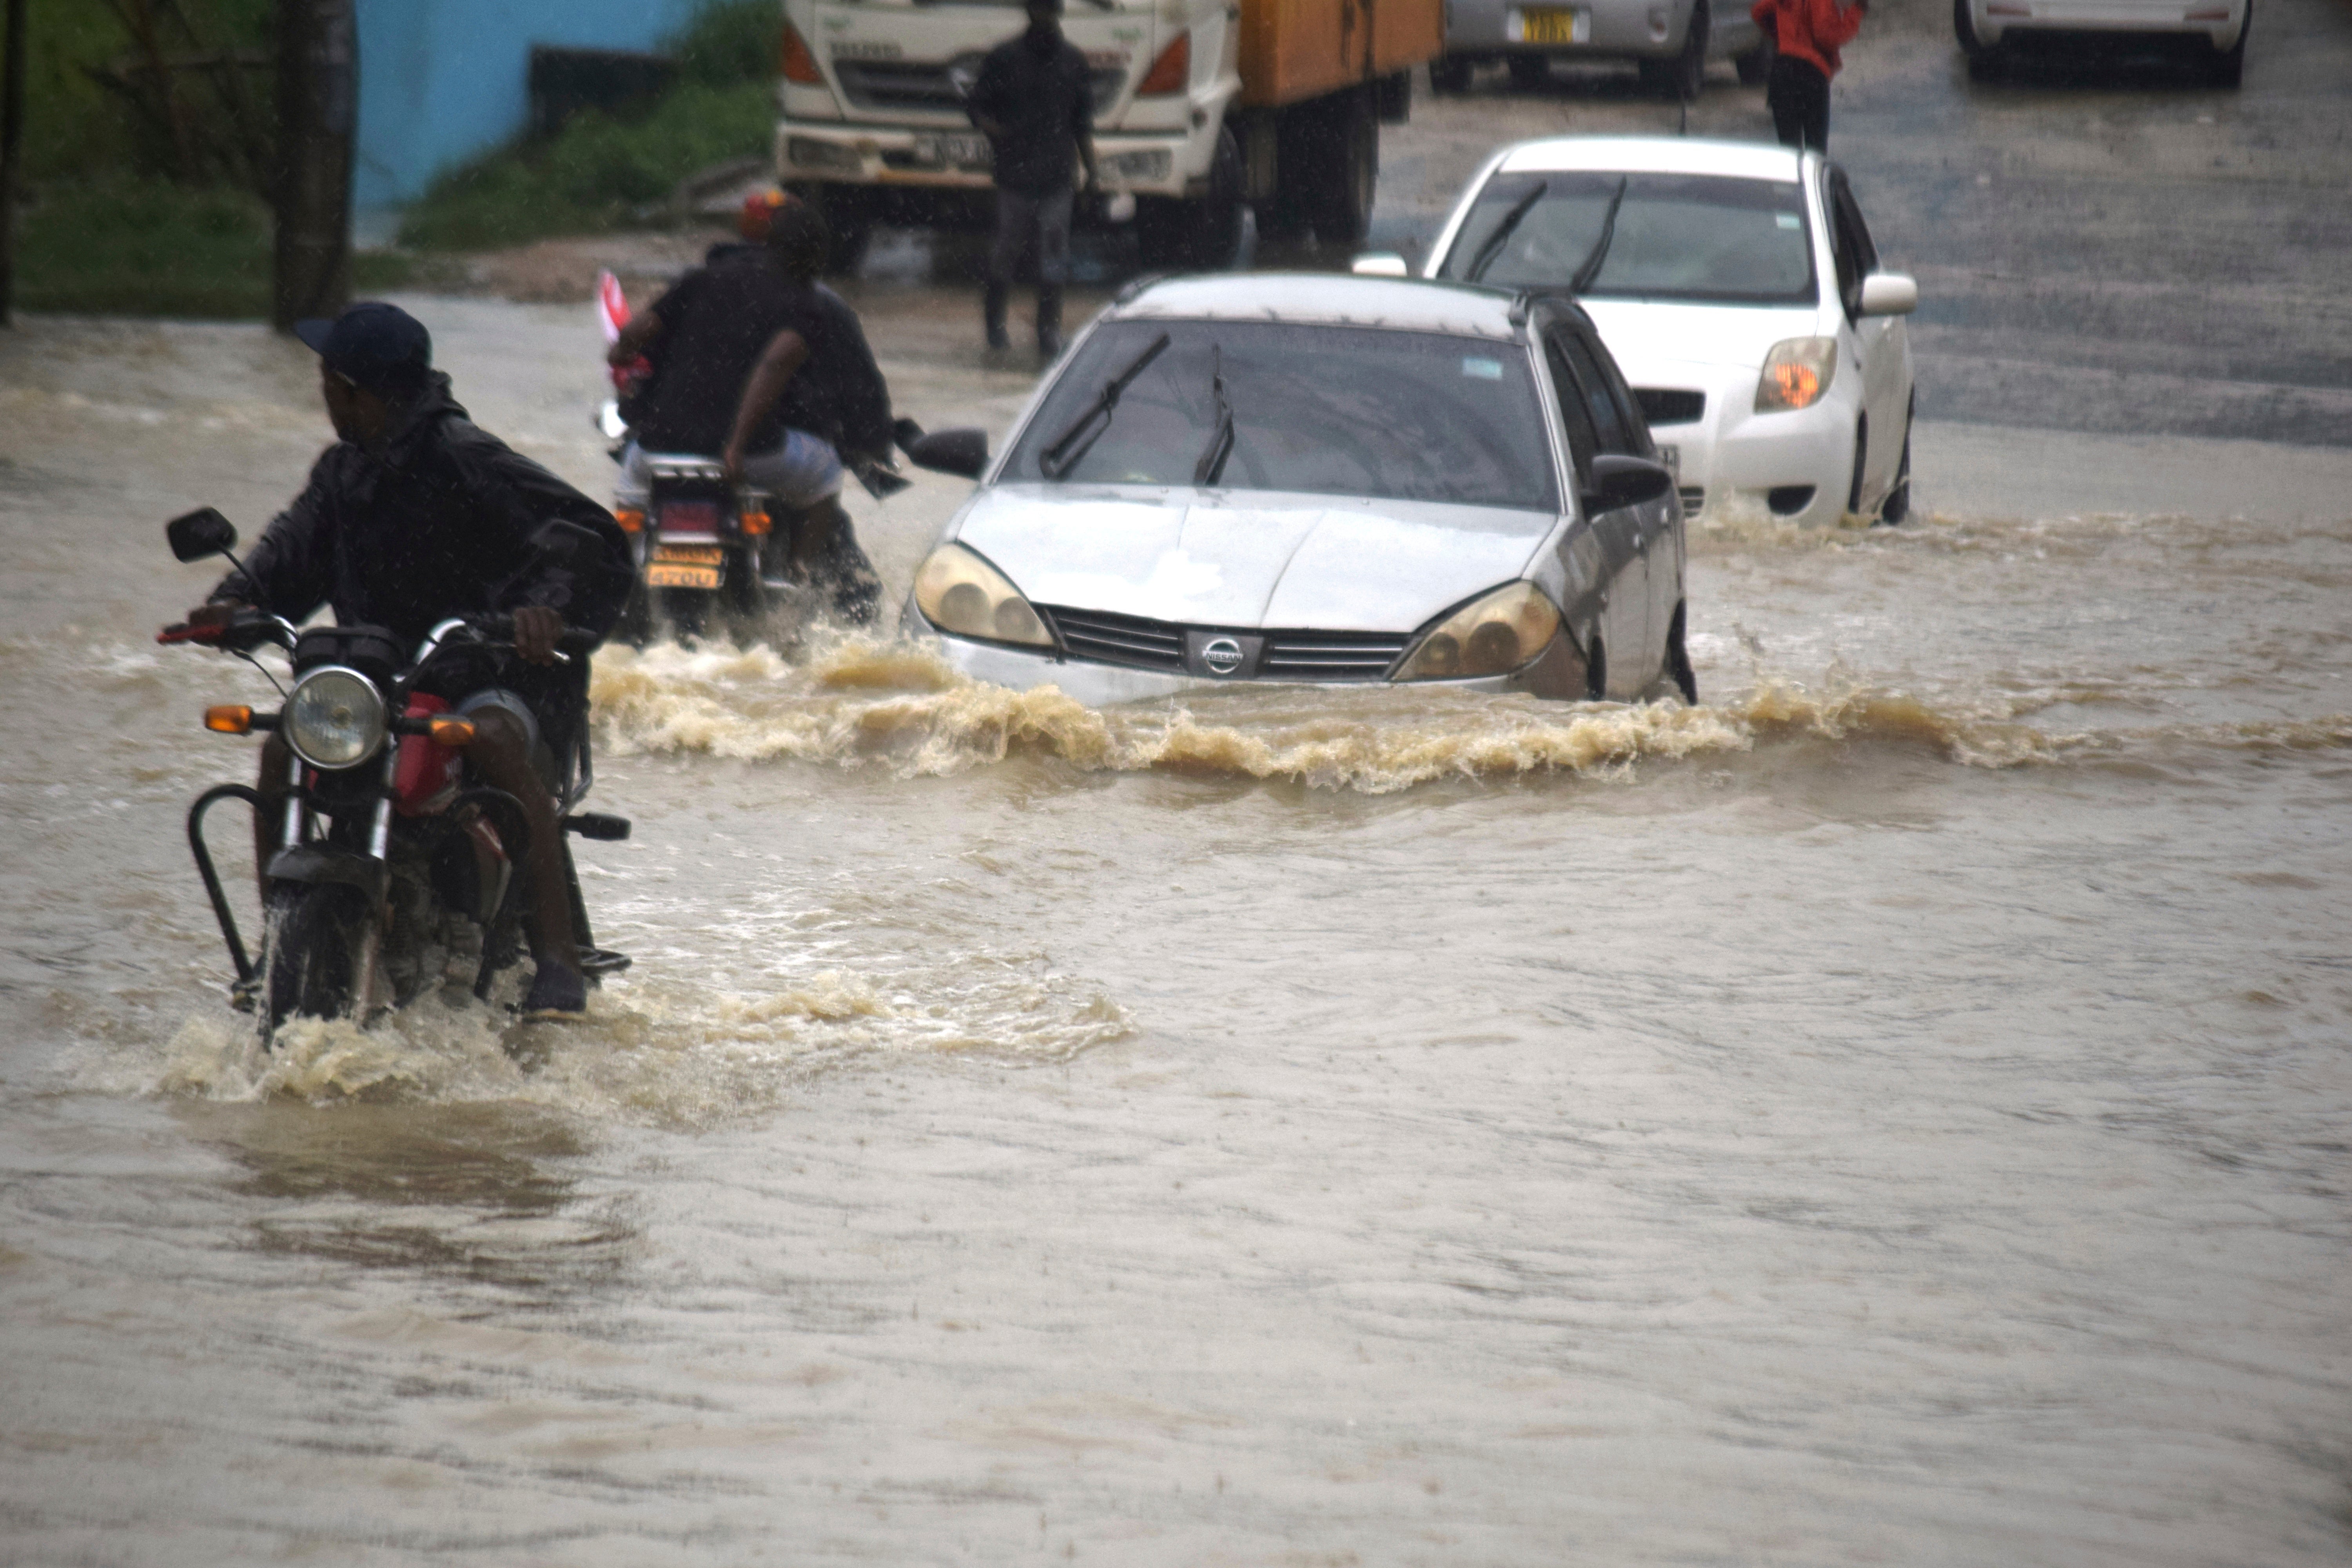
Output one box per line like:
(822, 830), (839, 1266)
(1201, 637), (1245, 676)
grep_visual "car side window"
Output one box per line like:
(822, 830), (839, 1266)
(1542, 332), (1601, 484)
(1574, 328), (1656, 460)
(1552, 330), (1635, 458)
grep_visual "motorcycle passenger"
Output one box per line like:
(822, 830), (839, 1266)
(607, 199), (890, 621)
(174, 302), (632, 1019)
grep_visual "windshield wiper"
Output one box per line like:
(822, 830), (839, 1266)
(1465, 181), (1546, 283)
(1039, 331), (1171, 480)
(1568, 176), (1630, 295)
(1192, 344), (1234, 487)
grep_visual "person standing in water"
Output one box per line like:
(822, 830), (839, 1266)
(966, 0), (1100, 358)
(1750, 0), (1867, 152)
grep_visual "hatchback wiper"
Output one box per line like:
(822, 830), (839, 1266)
(1465, 181), (1546, 283)
(1568, 176), (1630, 295)
(1039, 331), (1171, 479)
(1192, 344), (1234, 487)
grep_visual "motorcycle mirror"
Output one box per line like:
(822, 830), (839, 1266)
(167, 507), (238, 563)
(906, 428), (989, 480)
(528, 519), (604, 567)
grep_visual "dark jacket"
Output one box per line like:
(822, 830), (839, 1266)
(212, 375), (632, 648)
(638, 256), (897, 461)
(966, 27), (1094, 197)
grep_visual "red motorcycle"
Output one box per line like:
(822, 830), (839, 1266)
(162, 508), (630, 1044)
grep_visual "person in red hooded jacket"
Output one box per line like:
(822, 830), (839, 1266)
(1750, 0), (1866, 152)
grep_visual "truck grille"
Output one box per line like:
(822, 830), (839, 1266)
(833, 59), (1127, 115)
(1042, 606), (1184, 671)
(1260, 631), (1409, 680)
(1635, 388), (1706, 426)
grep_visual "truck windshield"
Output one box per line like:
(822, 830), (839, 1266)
(1003, 321), (1558, 512)
(1437, 171), (1816, 305)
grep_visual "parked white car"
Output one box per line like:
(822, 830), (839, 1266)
(901, 274), (1695, 708)
(1416, 136), (1918, 528)
(1433, 0), (1772, 101)
(1955, 0), (2249, 85)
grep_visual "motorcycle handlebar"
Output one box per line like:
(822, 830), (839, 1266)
(470, 614), (596, 656)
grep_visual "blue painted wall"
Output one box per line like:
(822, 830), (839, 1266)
(355, 0), (724, 208)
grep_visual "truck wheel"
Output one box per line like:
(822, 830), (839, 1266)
(1429, 56), (1476, 94)
(1136, 127), (1244, 270)
(1307, 90), (1378, 247)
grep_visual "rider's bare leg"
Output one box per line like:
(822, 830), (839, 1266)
(456, 707), (581, 980)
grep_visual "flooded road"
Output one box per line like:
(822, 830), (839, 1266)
(8, 23), (2352, 1562)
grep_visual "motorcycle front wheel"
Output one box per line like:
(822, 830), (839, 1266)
(262, 882), (369, 1044)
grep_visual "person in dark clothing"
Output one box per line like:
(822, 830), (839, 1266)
(966, 0), (1100, 357)
(172, 302), (633, 1018)
(609, 200), (887, 617)
(1751, 0), (1866, 151)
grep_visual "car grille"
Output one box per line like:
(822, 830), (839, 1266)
(833, 59), (1126, 115)
(1678, 485), (1706, 515)
(1042, 606), (1185, 671)
(1259, 631), (1410, 680)
(1635, 388), (1706, 426)
(1038, 606), (1410, 681)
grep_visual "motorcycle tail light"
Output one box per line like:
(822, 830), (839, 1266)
(205, 704), (253, 734)
(656, 499), (722, 537)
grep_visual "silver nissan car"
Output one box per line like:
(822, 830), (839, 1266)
(1432, 0), (1773, 101)
(901, 274), (1695, 708)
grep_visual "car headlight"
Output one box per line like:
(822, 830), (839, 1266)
(913, 542), (1054, 648)
(1394, 581), (1562, 681)
(283, 665), (388, 769)
(1755, 336), (1838, 413)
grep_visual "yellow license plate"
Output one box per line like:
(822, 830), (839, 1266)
(652, 543), (725, 565)
(646, 562), (722, 590)
(1517, 5), (1588, 42)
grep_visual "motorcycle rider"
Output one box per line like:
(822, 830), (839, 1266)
(173, 302), (632, 1019)
(607, 197), (890, 621)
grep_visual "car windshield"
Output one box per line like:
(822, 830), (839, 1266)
(1436, 171), (1817, 305)
(1002, 320), (1559, 511)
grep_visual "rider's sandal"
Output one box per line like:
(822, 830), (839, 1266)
(520, 963), (589, 1021)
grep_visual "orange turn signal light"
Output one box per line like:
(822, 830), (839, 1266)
(740, 508), (771, 537)
(1138, 31), (1190, 96)
(615, 505), (646, 533)
(780, 21), (825, 83)
(204, 704), (254, 734)
(427, 716), (477, 748)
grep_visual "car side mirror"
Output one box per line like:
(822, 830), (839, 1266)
(167, 506), (238, 563)
(1580, 454), (1673, 515)
(1858, 272), (1918, 317)
(1350, 252), (1410, 277)
(906, 427), (989, 480)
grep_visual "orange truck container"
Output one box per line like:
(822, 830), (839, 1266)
(1238, 0), (1446, 107)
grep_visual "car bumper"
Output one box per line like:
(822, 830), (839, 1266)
(1446, 0), (1688, 58)
(1640, 361), (1861, 528)
(776, 122), (1201, 198)
(1973, 0), (2245, 44)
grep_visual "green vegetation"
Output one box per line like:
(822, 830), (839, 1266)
(398, 0), (778, 252)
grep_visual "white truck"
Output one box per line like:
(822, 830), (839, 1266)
(770, 0), (1445, 271)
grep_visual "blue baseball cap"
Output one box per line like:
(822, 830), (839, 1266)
(292, 301), (432, 394)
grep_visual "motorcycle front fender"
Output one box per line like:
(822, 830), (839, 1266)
(266, 844), (388, 907)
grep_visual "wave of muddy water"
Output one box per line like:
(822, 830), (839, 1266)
(4, 310), (2351, 1566)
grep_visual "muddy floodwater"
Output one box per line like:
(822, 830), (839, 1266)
(4, 289), (2350, 1567)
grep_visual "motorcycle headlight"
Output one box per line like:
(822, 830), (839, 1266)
(1755, 336), (1838, 413)
(283, 665), (388, 769)
(913, 542), (1053, 648)
(1394, 581), (1562, 681)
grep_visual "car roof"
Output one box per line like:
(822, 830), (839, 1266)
(1108, 273), (1524, 341)
(1489, 135), (1810, 183)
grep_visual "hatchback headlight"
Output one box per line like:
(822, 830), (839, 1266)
(1394, 581), (1562, 681)
(1755, 336), (1838, 413)
(913, 543), (1053, 648)
(283, 665), (388, 769)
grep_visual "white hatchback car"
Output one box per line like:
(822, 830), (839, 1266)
(1415, 136), (1919, 528)
(1955, 0), (2249, 85)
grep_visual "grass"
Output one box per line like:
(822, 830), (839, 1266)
(14, 178), (429, 318)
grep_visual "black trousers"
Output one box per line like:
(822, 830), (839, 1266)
(1767, 56), (1831, 152)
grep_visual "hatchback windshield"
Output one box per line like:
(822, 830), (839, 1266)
(1002, 320), (1558, 511)
(1436, 171), (1816, 305)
